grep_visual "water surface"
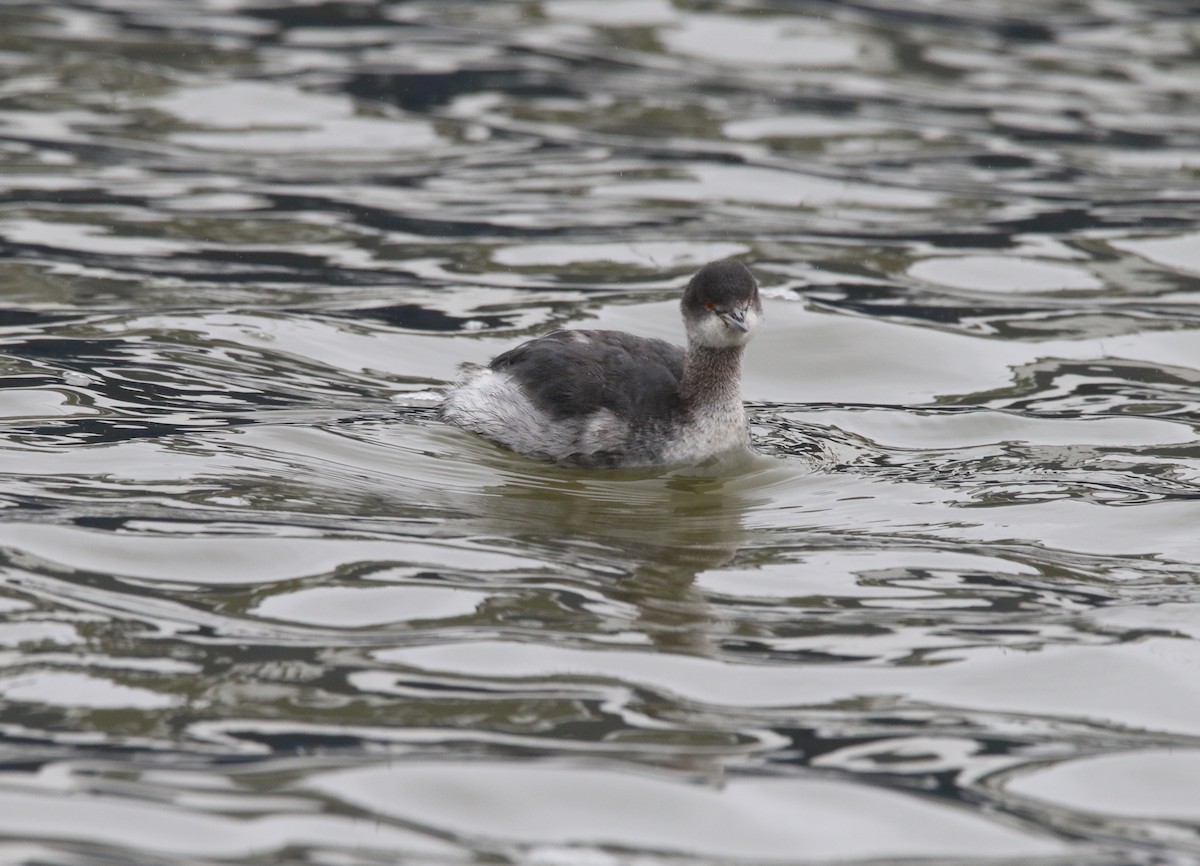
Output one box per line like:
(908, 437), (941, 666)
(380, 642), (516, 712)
(2, 1), (1200, 864)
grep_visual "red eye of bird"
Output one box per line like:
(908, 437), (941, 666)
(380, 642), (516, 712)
(704, 301), (715, 311)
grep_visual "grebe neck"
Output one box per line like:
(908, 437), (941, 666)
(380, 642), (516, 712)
(680, 344), (744, 409)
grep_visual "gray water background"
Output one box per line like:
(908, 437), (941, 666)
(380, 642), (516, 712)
(2, 1), (1200, 864)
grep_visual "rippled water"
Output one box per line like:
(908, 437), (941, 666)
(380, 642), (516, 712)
(2, 1), (1200, 864)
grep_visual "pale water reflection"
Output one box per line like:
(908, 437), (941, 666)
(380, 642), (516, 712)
(0, 1), (1199, 865)
(312, 761), (1067, 862)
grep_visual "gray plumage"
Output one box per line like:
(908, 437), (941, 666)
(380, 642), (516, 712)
(439, 259), (763, 468)
(492, 329), (684, 422)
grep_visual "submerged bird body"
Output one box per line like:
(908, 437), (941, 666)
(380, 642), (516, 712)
(439, 260), (762, 468)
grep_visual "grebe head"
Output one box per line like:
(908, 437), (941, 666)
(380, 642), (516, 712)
(681, 259), (763, 349)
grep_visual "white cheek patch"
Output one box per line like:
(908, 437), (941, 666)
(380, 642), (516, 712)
(694, 315), (729, 346)
(742, 305), (763, 332)
(691, 307), (760, 348)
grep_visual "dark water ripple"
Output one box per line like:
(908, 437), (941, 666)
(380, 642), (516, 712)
(0, 1), (1199, 865)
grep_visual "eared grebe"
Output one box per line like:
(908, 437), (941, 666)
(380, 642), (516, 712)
(438, 259), (762, 468)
